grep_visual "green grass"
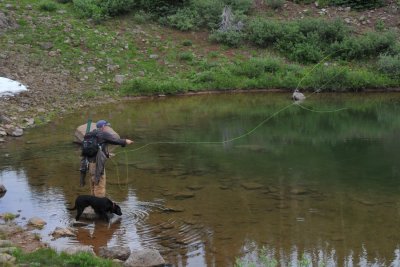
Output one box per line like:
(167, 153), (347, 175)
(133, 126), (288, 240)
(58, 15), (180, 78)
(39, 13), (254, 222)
(13, 248), (121, 267)
(0, 0), (399, 100)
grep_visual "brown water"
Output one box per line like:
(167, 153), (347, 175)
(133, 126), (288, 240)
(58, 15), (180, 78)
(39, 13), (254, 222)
(1, 93), (400, 266)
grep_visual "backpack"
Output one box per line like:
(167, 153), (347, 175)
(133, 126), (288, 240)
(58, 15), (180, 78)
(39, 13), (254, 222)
(81, 130), (100, 157)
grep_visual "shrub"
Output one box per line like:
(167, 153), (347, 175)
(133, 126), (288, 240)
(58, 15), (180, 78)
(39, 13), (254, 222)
(209, 29), (245, 47)
(224, 0), (253, 13)
(247, 18), (285, 47)
(182, 39), (193, 46)
(178, 51), (194, 61)
(73, 0), (107, 21)
(328, 0), (384, 10)
(189, 0), (225, 29)
(230, 57), (282, 78)
(377, 54), (400, 77)
(132, 0), (186, 16)
(166, 8), (200, 30)
(333, 31), (396, 60)
(39, 0), (57, 11)
(265, 0), (285, 9)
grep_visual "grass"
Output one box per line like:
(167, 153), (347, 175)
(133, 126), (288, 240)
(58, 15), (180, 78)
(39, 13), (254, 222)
(0, 0), (398, 101)
(12, 248), (121, 267)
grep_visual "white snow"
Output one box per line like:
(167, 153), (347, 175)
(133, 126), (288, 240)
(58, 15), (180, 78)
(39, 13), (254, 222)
(0, 77), (28, 97)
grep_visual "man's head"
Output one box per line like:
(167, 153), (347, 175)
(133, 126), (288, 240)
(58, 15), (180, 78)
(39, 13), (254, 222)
(96, 120), (111, 129)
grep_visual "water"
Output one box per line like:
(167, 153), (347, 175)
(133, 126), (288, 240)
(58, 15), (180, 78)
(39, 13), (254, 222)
(1, 92), (400, 266)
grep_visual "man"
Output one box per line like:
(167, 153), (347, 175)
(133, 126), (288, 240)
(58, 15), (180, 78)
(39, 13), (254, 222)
(87, 119), (133, 197)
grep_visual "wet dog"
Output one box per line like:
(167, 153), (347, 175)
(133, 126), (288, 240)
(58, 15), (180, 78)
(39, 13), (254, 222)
(67, 195), (122, 222)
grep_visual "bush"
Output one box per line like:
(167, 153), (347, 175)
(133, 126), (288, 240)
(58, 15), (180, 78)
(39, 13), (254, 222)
(166, 8), (200, 30)
(265, 0), (285, 9)
(39, 0), (57, 11)
(209, 29), (245, 47)
(73, 0), (106, 22)
(182, 39), (193, 46)
(304, 66), (391, 91)
(132, 0), (186, 16)
(333, 31), (396, 60)
(224, 0), (253, 13)
(230, 57), (282, 78)
(178, 51), (194, 61)
(377, 54), (400, 77)
(328, 0), (384, 10)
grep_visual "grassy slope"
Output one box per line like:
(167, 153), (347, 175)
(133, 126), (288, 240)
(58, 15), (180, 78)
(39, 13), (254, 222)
(1, 0), (399, 102)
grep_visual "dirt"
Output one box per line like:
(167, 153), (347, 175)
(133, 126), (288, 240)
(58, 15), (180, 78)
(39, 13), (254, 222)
(0, 0), (399, 251)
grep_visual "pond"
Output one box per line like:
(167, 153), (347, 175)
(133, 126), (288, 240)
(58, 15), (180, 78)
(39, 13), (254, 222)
(1, 92), (400, 266)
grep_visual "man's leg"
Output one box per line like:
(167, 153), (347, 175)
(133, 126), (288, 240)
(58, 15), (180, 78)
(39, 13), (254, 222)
(89, 163), (106, 197)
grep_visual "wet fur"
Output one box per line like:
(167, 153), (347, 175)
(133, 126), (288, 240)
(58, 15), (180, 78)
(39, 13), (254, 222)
(67, 195), (122, 222)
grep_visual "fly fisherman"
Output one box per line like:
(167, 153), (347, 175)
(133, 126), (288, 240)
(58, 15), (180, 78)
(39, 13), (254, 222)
(80, 120), (133, 197)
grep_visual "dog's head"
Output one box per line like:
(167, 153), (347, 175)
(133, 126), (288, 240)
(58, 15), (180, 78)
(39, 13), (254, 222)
(112, 203), (122, 216)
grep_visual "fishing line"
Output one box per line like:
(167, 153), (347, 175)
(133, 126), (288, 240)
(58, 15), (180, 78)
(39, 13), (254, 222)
(109, 49), (348, 184)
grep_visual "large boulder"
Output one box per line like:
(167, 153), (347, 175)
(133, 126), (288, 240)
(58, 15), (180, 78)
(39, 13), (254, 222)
(124, 249), (165, 267)
(74, 122), (120, 143)
(98, 246), (131, 261)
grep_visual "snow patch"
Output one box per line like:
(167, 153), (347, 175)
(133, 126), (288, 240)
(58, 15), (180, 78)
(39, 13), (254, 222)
(0, 77), (28, 97)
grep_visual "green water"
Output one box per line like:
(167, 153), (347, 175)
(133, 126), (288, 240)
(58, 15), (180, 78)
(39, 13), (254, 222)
(1, 93), (400, 266)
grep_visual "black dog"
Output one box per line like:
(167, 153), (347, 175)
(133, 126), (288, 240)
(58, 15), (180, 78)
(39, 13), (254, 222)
(67, 195), (122, 222)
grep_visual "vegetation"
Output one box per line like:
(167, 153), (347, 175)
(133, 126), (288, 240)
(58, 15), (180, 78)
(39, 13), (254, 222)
(13, 248), (120, 267)
(0, 0), (399, 97)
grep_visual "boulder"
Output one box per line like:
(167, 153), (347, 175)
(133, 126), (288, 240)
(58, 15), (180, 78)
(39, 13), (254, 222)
(28, 217), (46, 228)
(98, 246), (131, 261)
(124, 249), (165, 267)
(51, 227), (76, 239)
(0, 184), (6, 198)
(63, 245), (94, 255)
(74, 122), (120, 143)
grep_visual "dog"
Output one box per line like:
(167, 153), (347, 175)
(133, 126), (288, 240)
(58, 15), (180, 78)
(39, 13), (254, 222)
(67, 195), (122, 222)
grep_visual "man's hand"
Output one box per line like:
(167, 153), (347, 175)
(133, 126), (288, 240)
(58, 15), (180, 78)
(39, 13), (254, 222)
(126, 139), (134, 145)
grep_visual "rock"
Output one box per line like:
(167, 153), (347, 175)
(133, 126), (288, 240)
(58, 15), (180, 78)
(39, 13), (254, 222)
(0, 138), (4, 143)
(0, 253), (16, 265)
(240, 182), (263, 190)
(149, 54), (159, 59)
(98, 246), (131, 261)
(0, 184), (6, 198)
(138, 71), (145, 77)
(186, 185), (204, 191)
(51, 227), (76, 239)
(0, 247), (17, 254)
(87, 66), (96, 73)
(0, 240), (13, 248)
(162, 206), (185, 212)
(23, 118), (35, 126)
(0, 115), (12, 124)
(174, 191), (195, 200)
(114, 74), (125, 84)
(28, 217), (46, 228)
(63, 245), (94, 255)
(124, 249), (165, 267)
(0, 11), (18, 35)
(6, 127), (23, 137)
(290, 187), (308, 195)
(40, 42), (53, 50)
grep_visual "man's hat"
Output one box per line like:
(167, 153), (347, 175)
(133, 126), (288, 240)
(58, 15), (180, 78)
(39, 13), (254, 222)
(96, 120), (111, 128)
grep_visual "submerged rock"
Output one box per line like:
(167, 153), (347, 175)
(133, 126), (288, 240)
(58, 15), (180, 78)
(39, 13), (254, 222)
(240, 182), (263, 190)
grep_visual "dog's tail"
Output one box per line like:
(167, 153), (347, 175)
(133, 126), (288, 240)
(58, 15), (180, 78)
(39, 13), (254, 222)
(67, 205), (76, 211)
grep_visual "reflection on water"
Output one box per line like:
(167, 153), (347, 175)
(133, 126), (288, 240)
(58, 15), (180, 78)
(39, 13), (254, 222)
(1, 93), (400, 266)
